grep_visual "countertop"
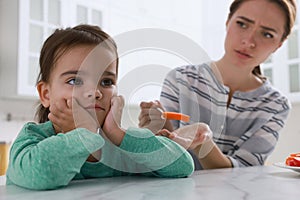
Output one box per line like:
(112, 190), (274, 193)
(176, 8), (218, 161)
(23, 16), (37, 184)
(0, 165), (299, 200)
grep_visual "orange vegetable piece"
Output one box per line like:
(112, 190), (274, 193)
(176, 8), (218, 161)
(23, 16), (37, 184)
(162, 112), (190, 122)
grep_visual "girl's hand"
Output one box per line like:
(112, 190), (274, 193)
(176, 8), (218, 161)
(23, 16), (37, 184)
(138, 100), (174, 133)
(48, 99), (75, 133)
(49, 98), (100, 162)
(72, 98), (99, 133)
(102, 95), (125, 146)
(49, 98), (99, 134)
(156, 122), (212, 150)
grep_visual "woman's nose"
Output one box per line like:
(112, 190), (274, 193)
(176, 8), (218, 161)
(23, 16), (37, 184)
(242, 31), (256, 48)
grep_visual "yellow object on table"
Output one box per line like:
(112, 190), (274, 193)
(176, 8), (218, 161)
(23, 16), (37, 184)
(0, 141), (10, 175)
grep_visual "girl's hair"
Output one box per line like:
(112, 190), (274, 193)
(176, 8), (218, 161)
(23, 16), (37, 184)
(227, 0), (297, 78)
(35, 24), (118, 123)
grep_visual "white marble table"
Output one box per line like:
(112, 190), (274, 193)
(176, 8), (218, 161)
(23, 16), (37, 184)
(0, 165), (299, 200)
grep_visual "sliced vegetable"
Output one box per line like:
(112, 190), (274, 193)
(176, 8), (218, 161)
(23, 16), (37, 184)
(285, 152), (300, 167)
(162, 112), (190, 122)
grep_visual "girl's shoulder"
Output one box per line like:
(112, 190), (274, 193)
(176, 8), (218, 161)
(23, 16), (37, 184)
(20, 121), (55, 137)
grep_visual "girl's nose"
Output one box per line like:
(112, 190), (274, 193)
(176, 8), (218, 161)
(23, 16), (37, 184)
(86, 89), (102, 99)
(94, 89), (102, 99)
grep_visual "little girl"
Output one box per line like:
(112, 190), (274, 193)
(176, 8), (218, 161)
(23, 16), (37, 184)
(6, 24), (194, 190)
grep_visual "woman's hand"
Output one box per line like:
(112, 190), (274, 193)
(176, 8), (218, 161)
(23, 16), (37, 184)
(102, 95), (125, 146)
(138, 100), (174, 133)
(156, 122), (212, 150)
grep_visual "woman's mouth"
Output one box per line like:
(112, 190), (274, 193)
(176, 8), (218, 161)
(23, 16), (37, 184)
(235, 50), (252, 58)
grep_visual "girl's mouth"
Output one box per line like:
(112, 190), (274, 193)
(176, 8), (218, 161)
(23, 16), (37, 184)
(85, 104), (105, 111)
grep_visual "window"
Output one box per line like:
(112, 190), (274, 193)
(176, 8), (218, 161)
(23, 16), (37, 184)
(261, 1), (300, 102)
(17, 0), (106, 96)
(289, 63), (300, 92)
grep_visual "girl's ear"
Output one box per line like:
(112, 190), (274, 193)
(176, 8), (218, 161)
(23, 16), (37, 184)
(37, 81), (50, 108)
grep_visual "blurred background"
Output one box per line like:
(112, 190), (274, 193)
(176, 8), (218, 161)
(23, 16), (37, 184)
(0, 0), (300, 163)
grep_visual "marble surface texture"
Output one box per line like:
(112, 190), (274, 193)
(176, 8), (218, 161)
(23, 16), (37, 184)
(0, 165), (299, 200)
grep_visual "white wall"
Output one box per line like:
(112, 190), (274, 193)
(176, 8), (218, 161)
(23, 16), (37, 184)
(0, 0), (19, 98)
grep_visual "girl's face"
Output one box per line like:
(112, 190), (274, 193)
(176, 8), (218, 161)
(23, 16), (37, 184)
(41, 45), (117, 127)
(224, 0), (285, 69)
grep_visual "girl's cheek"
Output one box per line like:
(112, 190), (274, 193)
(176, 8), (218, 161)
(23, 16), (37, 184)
(102, 87), (116, 98)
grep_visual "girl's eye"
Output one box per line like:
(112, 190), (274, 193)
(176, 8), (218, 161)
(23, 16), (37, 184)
(237, 21), (247, 29)
(100, 78), (114, 87)
(67, 78), (83, 86)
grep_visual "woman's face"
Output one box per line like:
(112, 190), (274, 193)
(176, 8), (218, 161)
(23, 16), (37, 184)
(43, 45), (117, 127)
(224, 0), (285, 69)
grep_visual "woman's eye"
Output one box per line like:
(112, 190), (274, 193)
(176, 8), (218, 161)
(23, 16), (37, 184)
(263, 32), (274, 39)
(237, 21), (247, 29)
(67, 78), (83, 86)
(100, 79), (114, 87)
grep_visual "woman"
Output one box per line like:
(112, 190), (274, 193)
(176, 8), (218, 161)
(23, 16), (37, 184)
(139, 0), (297, 169)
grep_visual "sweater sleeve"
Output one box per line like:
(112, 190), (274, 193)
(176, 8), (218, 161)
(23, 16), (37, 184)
(118, 127), (194, 177)
(6, 122), (105, 190)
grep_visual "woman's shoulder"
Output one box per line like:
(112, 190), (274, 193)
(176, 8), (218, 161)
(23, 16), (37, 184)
(174, 63), (210, 72)
(257, 81), (291, 110)
(263, 81), (289, 99)
(166, 63), (212, 78)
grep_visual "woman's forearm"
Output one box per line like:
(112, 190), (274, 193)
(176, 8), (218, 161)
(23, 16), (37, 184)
(194, 140), (232, 169)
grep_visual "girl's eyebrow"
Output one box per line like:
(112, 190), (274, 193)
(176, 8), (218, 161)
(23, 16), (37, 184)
(60, 70), (85, 77)
(60, 70), (116, 77)
(103, 71), (116, 76)
(237, 16), (278, 33)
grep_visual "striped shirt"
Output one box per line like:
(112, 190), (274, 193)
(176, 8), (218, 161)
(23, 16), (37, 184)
(160, 63), (291, 168)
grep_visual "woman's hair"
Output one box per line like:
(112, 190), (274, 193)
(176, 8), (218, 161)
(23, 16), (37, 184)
(227, 0), (297, 78)
(35, 24), (118, 123)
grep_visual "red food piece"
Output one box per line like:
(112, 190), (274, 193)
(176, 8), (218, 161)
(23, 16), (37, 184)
(285, 153), (300, 167)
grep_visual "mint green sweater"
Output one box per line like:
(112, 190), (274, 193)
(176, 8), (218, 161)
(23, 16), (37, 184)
(6, 121), (194, 190)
